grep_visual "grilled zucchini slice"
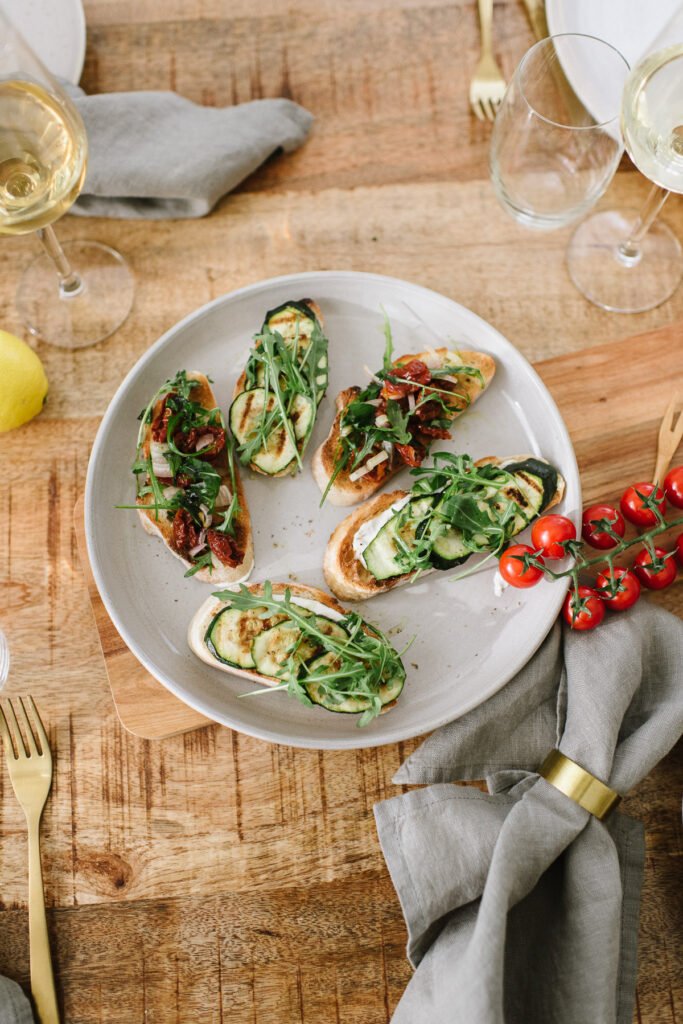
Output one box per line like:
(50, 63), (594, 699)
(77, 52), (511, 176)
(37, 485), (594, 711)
(251, 614), (347, 681)
(230, 388), (314, 475)
(263, 301), (319, 355)
(205, 605), (286, 669)
(304, 652), (405, 714)
(362, 497), (434, 580)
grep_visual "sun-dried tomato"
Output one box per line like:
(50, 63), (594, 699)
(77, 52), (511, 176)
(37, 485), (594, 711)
(151, 400), (171, 442)
(381, 359), (432, 400)
(395, 442), (426, 467)
(395, 360), (432, 385)
(175, 472), (192, 488)
(174, 423), (226, 457)
(172, 508), (200, 553)
(173, 427), (198, 453)
(196, 425), (226, 457)
(417, 424), (452, 440)
(206, 529), (242, 567)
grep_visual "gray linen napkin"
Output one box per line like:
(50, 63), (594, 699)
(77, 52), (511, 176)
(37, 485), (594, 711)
(375, 602), (683, 1024)
(64, 88), (312, 219)
(0, 977), (34, 1023)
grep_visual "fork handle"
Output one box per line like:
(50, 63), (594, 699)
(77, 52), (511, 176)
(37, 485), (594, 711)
(27, 815), (60, 1023)
(477, 0), (494, 55)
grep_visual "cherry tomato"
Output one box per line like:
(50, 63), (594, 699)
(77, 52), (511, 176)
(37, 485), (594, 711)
(663, 466), (683, 509)
(562, 586), (605, 630)
(620, 482), (666, 527)
(499, 544), (544, 588)
(531, 514), (576, 560)
(633, 547), (677, 590)
(581, 504), (625, 549)
(675, 533), (683, 569)
(595, 566), (640, 612)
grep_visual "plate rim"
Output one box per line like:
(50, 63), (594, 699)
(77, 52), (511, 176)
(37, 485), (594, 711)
(85, 270), (580, 749)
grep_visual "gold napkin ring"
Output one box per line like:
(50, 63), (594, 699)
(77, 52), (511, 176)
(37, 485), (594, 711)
(539, 749), (620, 820)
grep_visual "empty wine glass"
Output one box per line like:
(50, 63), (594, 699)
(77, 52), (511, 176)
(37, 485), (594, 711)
(490, 34), (630, 230)
(567, 19), (683, 312)
(0, 8), (134, 348)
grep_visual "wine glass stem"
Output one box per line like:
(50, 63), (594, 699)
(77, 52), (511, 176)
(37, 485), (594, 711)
(36, 224), (83, 297)
(618, 183), (670, 262)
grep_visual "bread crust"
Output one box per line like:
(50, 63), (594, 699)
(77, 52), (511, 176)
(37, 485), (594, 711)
(313, 347), (496, 506)
(136, 371), (254, 584)
(231, 299), (324, 478)
(187, 581), (400, 713)
(323, 454), (566, 601)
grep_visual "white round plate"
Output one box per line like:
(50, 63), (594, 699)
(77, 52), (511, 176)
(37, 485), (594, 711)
(5, 0), (86, 83)
(546, 0), (680, 68)
(85, 272), (580, 750)
(546, 0), (680, 88)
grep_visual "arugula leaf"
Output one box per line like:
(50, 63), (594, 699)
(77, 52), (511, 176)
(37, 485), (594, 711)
(381, 307), (394, 372)
(184, 550), (214, 578)
(235, 308), (330, 471)
(385, 400), (412, 444)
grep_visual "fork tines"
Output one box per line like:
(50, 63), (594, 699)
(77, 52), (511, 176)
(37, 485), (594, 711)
(0, 696), (49, 759)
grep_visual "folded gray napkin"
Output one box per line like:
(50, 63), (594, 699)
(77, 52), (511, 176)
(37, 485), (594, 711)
(375, 601), (683, 1024)
(0, 977), (34, 1023)
(64, 88), (312, 219)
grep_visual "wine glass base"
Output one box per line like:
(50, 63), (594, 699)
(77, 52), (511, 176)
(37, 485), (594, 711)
(567, 210), (682, 314)
(16, 240), (135, 349)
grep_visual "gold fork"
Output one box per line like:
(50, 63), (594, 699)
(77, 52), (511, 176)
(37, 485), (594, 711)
(0, 698), (59, 1024)
(654, 393), (683, 484)
(469, 0), (507, 122)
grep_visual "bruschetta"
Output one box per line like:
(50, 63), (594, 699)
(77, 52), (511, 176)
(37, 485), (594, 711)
(312, 328), (496, 506)
(188, 580), (406, 723)
(132, 370), (254, 583)
(323, 452), (565, 601)
(229, 300), (329, 477)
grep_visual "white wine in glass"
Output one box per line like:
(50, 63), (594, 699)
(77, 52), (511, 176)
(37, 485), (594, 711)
(0, 10), (134, 348)
(567, 40), (683, 313)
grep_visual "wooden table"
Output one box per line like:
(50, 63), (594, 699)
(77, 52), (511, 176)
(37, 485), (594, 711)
(0, 2), (681, 1021)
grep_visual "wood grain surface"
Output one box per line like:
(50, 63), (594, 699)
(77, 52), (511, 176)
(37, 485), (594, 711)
(0, 1), (681, 1021)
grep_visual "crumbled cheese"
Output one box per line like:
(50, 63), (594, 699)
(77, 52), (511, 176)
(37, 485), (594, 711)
(349, 464), (371, 483)
(493, 570), (509, 598)
(367, 450), (389, 470)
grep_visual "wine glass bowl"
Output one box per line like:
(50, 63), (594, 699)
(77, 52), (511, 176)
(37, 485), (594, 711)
(568, 42), (683, 313)
(0, 9), (134, 348)
(0, 79), (86, 235)
(489, 34), (629, 231)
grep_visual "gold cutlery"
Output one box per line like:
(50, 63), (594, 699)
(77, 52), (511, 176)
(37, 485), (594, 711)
(654, 393), (683, 484)
(520, 0), (548, 41)
(0, 698), (59, 1024)
(469, 0), (507, 121)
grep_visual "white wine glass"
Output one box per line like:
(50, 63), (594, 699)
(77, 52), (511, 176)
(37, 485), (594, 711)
(489, 34), (630, 231)
(567, 31), (683, 313)
(0, 8), (134, 348)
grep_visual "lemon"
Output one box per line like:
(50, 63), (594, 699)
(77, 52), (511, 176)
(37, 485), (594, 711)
(0, 330), (48, 433)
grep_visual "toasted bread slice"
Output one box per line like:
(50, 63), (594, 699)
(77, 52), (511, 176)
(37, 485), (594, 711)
(232, 299), (325, 478)
(312, 347), (496, 506)
(323, 454), (565, 601)
(188, 581), (402, 715)
(137, 372), (254, 584)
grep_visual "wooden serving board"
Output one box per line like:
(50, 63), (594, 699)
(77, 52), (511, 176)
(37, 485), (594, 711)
(74, 322), (683, 740)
